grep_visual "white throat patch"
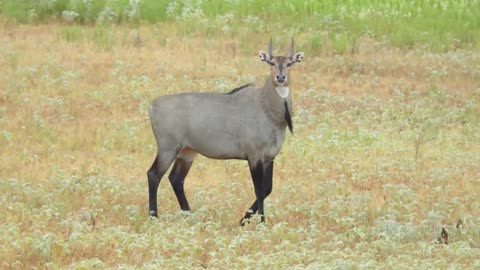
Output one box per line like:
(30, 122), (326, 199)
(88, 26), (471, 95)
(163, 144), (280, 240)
(275, 86), (290, 98)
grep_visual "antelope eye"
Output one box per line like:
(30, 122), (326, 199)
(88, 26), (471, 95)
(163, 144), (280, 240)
(268, 62), (275, 66)
(286, 62), (293, 67)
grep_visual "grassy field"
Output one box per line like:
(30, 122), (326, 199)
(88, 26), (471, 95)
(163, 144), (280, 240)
(1, 2), (480, 269)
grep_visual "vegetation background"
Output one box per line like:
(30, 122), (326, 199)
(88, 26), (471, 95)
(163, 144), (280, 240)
(0, 0), (479, 268)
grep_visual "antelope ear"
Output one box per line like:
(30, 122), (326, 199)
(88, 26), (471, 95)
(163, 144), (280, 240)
(258, 51), (270, 62)
(292, 52), (304, 63)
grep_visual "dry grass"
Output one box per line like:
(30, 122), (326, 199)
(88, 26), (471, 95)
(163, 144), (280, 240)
(1, 24), (479, 269)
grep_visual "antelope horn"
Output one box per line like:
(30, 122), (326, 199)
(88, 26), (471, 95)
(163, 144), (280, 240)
(289, 37), (294, 58)
(269, 37), (273, 58)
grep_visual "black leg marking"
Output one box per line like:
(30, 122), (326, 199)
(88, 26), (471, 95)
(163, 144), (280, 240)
(168, 159), (193, 211)
(264, 160), (274, 198)
(147, 156), (161, 217)
(253, 160), (265, 224)
(241, 160), (274, 226)
(147, 152), (177, 217)
(240, 159), (269, 225)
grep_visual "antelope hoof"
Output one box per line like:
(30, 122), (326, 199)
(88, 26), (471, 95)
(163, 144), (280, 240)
(149, 210), (158, 217)
(181, 210), (192, 217)
(240, 209), (255, 226)
(240, 217), (250, 226)
(259, 215), (265, 224)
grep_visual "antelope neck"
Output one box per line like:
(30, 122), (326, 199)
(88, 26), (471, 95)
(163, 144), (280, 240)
(261, 78), (291, 129)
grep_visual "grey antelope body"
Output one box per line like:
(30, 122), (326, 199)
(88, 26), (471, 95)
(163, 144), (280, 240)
(147, 39), (304, 225)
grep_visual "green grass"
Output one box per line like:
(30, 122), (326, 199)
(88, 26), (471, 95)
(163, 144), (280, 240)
(59, 25), (84, 42)
(1, 0), (479, 51)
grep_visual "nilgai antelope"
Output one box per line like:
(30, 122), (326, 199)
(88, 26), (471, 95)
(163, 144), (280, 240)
(147, 39), (304, 225)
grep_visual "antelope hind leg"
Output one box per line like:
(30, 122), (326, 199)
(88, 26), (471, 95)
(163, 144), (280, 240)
(147, 151), (177, 217)
(168, 158), (195, 211)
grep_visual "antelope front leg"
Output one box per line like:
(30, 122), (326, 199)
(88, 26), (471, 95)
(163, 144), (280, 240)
(241, 160), (274, 226)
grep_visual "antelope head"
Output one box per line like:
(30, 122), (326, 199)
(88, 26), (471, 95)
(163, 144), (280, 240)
(258, 38), (304, 88)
